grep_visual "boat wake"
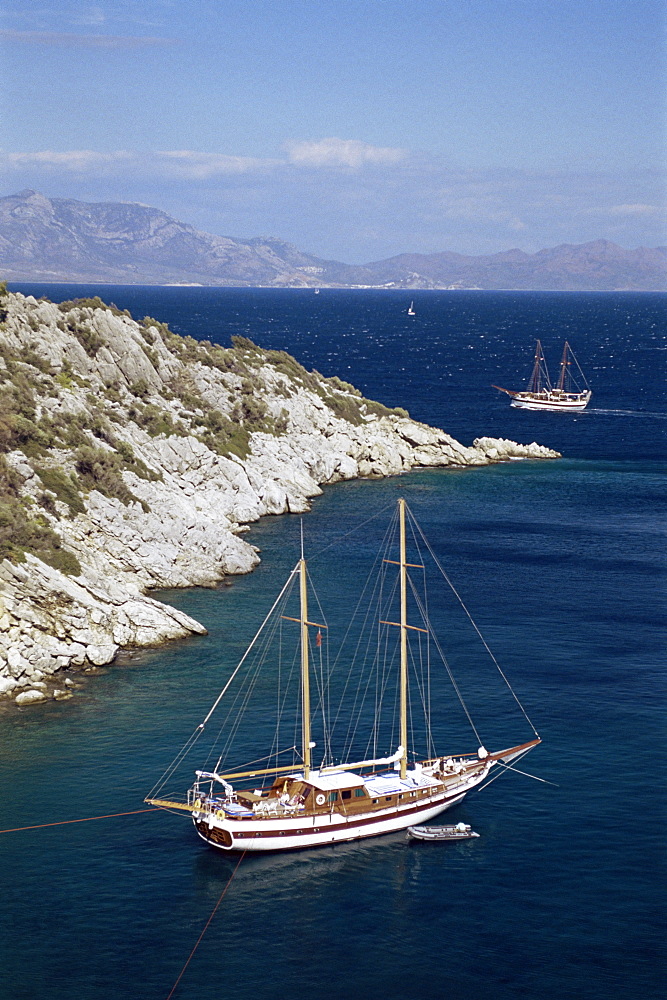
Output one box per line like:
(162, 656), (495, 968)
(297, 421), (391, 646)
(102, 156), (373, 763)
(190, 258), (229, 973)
(586, 408), (667, 419)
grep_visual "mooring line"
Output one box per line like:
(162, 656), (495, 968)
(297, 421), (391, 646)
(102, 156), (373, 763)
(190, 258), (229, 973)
(166, 851), (247, 1000)
(0, 807), (160, 835)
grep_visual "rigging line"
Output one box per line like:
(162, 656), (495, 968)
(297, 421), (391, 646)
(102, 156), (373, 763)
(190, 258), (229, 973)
(165, 850), (247, 1000)
(200, 565), (299, 728)
(328, 508), (396, 720)
(495, 760), (559, 787)
(154, 574), (297, 795)
(476, 750), (532, 793)
(308, 501), (396, 564)
(147, 727), (207, 801)
(0, 807), (159, 835)
(408, 577), (483, 745)
(209, 588), (296, 767)
(219, 745), (300, 773)
(409, 510), (539, 738)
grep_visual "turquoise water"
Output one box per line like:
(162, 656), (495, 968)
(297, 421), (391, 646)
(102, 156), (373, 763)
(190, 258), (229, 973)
(1, 288), (665, 999)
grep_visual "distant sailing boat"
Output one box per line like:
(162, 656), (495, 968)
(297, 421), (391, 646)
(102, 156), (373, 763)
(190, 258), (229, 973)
(146, 500), (540, 853)
(494, 340), (591, 412)
(407, 301), (416, 316)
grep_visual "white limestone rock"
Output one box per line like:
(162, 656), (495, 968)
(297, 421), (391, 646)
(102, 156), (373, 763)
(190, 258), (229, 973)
(15, 689), (48, 706)
(0, 290), (560, 701)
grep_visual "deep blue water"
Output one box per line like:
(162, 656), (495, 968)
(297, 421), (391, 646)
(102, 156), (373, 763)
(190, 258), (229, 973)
(1, 287), (665, 999)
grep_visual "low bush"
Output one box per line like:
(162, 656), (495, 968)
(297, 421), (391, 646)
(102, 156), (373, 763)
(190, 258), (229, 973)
(0, 459), (80, 572)
(75, 445), (149, 511)
(35, 466), (85, 515)
(39, 547), (82, 576)
(58, 297), (130, 318)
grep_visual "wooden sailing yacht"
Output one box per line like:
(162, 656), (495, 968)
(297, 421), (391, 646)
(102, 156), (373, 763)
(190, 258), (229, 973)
(146, 500), (540, 852)
(494, 340), (591, 411)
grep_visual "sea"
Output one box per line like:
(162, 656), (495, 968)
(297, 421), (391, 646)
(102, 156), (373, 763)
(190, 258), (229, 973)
(0, 286), (665, 1000)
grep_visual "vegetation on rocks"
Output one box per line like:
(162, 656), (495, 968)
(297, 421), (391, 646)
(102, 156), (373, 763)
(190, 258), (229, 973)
(0, 454), (81, 574)
(0, 288), (417, 573)
(74, 445), (150, 512)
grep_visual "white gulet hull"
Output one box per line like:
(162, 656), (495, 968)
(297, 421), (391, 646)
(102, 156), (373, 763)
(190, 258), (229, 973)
(190, 747), (533, 853)
(193, 787), (469, 852)
(510, 392), (591, 412)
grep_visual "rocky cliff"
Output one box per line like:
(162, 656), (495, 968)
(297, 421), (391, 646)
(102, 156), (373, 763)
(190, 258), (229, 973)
(0, 286), (559, 706)
(2, 190), (665, 290)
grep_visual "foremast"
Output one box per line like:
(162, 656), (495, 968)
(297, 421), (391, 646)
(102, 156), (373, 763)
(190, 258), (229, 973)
(557, 341), (568, 391)
(299, 555), (312, 780)
(399, 498), (408, 780)
(529, 339), (550, 394)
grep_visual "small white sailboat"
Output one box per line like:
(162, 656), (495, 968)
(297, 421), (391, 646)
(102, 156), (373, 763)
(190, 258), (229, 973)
(407, 301), (416, 316)
(147, 500), (540, 853)
(494, 340), (591, 412)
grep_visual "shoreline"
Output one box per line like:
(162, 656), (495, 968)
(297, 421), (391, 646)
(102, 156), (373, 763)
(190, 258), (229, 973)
(0, 288), (560, 708)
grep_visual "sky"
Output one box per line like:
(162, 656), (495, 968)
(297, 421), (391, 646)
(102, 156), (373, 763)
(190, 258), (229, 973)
(0, 0), (665, 261)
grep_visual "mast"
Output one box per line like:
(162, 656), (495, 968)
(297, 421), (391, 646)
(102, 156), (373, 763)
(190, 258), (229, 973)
(557, 341), (570, 392)
(300, 555), (312, 780)
(399, 498), (408, 780)
(529, 340), (544, 393)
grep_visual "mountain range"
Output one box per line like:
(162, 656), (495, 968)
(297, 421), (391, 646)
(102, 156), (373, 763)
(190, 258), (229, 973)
(1, 189), (664, 290)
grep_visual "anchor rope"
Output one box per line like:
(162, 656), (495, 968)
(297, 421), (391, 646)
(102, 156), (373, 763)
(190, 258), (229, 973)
(0, 807), (159, 835)
(165, 850), (247, 1000)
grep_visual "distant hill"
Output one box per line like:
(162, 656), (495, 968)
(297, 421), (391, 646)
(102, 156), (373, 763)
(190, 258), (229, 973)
(1, 190), (665, 290)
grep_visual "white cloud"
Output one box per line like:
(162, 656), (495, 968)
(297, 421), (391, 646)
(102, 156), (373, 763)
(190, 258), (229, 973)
(285, 137), (406, 169)
(2, 149), (133, 171)
(0, 149), (270, 178)
(0, 28), (174, 47)
(583, 203), (663, 218)
(0, 142), (406, 179)
(156, 151), (275, 178)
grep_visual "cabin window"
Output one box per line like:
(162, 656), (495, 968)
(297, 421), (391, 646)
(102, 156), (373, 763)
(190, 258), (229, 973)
(328, 792), (337, 802)
(341, 790), (351, 800)
(385, 796), (392, 801)
(354, 788), (365, 798)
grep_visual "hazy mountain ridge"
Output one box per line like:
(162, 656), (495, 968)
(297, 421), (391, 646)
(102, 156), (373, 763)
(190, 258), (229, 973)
(1, 190), (664, 290)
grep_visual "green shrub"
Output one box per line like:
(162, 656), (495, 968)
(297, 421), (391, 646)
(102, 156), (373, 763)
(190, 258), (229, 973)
(68, 320), (104, 358)
(75, 445), (149, 511)
(170, 374), (206, 412)
(57, 297), (130, 319)
(231, 335), (260, 352)
(35, 466), (85, 515)
(141, 344), (159, 368)
(133, 404), (185, 439)
(0, 464), (80, 570)
(326, 375), (362, 397)
(129, 378), (151, 399)
(37, 491), (59, 517)
(39, 547), (82, 576)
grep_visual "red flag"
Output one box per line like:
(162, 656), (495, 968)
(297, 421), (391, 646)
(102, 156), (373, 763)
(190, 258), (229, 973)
(316, 630), (322, 647)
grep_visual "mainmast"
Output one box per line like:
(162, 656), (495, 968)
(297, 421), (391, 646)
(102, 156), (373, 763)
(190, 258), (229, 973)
(529, 340), (545, 393)
(557, 341), (570, 392)
(399, 498), (408, 780)
(299, 555), (312, 780)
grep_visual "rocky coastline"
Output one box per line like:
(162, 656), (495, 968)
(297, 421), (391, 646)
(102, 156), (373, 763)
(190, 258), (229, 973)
(0, 287), (560, 706)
